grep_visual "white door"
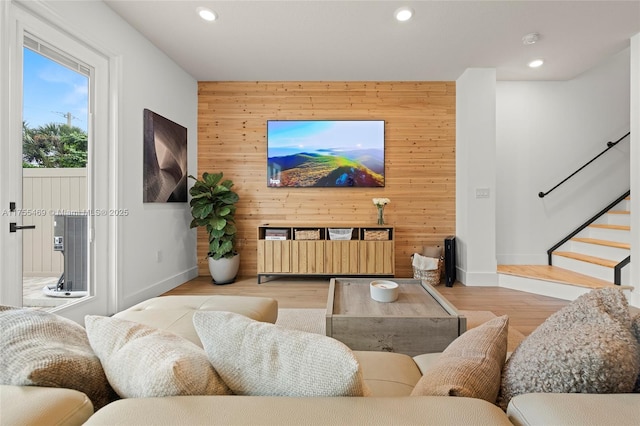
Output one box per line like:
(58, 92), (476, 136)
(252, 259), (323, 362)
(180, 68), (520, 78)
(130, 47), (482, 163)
(0, 2), (114, 322)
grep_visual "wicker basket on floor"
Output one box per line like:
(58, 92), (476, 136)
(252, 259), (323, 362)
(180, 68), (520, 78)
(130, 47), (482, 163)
(412, 256), (443, 286)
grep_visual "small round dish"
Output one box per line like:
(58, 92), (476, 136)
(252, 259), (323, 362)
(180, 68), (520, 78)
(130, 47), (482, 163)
(370, 280), (399, 303)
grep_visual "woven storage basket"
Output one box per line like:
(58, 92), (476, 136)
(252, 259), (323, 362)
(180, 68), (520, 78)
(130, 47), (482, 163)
(412, 257), (443, 286)
(363, 229), (389, 241)
(328, 228), (353, 240)
(295, 229), (320, 240)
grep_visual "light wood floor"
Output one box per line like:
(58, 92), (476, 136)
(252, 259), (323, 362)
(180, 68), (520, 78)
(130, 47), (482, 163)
(164, 276), (570, 336)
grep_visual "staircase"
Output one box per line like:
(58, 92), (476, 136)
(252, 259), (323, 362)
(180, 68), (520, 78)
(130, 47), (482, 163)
(498, 194), (633, 301)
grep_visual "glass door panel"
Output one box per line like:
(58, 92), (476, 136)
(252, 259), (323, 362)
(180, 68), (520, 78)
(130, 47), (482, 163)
(21, 37), (89, 309)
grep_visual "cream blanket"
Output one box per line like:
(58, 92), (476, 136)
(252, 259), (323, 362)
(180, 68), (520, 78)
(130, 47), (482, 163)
(412, 253), (439, 271)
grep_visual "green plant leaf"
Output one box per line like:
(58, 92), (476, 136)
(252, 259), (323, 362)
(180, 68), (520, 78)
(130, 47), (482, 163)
(203, 172), (222, 187)
(190, 171), (239, 260)
(210, 228), (225, 238)
(225, 223), (237, 235)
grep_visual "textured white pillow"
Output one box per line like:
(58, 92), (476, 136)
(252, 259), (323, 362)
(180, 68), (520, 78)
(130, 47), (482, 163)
(631, 313), (640, 392)
(498, 288), (640, 410)
(193, 311), (369, 396)
(85, 315), (230, 398)
(0, 306), (116, 410)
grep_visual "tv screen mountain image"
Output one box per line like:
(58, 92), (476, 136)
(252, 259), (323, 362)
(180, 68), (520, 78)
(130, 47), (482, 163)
(266, 120), (385, 188)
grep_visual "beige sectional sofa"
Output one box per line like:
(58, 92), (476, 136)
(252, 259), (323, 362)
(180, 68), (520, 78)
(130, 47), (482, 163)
(1, 293), (639, 426)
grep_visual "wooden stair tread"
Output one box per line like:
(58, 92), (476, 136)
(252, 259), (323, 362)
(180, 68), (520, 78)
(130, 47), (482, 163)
(553, 251), (618, 268)
(497, 265), (633, 290)
(588, 223), (630, 231)
(608, 210), (630, 215)
(571, 237), (630, 250)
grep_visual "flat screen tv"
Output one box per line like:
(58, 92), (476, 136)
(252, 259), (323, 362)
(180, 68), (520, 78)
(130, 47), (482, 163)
(267, 120), (385, 187)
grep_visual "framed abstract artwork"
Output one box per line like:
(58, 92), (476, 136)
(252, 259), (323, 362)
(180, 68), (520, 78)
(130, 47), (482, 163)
(143, 109), (187, 202)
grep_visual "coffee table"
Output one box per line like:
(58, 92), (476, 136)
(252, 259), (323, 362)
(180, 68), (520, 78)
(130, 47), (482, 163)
(325, 278), (466, 356)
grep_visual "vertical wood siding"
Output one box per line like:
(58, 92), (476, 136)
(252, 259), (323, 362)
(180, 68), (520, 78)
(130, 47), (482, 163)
(22, 168), (87, 276)
(197, 82), (456, 278)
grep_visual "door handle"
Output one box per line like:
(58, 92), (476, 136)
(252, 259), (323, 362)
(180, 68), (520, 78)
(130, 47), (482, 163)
(9, 222), (36, 233)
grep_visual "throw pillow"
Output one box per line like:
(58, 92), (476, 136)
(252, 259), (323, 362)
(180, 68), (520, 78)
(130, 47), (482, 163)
(410, 315), (508, 403)
(498, 288), (640, 410)
(632, 313), (640, 392)
(193, 311), (369, 397)
(0, 305), (116, 409)
(85, 315), (230, 398)
(422, 245), (443, 258)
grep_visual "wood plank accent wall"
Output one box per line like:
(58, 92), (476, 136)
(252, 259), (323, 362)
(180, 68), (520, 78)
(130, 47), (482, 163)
(197, 81), (456, 278)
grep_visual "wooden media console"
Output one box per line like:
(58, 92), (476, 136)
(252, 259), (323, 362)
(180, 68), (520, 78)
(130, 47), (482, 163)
(257, 224), (395, 283)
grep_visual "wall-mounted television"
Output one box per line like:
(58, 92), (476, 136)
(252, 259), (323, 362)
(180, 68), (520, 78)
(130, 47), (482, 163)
(267, 120), (385, 187)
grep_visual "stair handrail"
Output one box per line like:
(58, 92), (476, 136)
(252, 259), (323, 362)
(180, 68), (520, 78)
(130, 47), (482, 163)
(538, 132), (630, 198)
(546, 190), (631, 265)
(614, 256), (631, 286)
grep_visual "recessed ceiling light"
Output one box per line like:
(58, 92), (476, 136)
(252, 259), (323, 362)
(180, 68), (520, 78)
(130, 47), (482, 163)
(528, 59), (544, 68)
(197, 7), (217, 22)
(394, 7), (414, 22)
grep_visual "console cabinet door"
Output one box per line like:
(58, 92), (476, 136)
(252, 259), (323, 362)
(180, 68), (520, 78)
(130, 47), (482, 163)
(324, 241), (359, 274)
(291, 241), (325, 274)
(257, 240), (291, 273)
(359, 241), (395, 274)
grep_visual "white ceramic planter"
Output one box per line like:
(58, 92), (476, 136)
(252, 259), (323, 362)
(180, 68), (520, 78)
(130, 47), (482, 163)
(208, 254), (240, 285)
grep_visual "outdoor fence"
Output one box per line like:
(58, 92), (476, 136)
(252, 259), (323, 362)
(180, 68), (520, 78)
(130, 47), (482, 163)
(22, 168), (87, 277)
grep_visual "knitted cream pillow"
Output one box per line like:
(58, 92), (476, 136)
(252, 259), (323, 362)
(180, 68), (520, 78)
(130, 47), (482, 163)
(193, 311), (369, 397)
(85, 315), (230, 398)
(410, 315), (508, 403)
(0, 305), (116, 409)
(498, 288), (640, 410)
(632, 313), (640, 392)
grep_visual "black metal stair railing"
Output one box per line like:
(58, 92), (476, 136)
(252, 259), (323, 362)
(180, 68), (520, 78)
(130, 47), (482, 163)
(614, 256), (631, 286)
(538, 132), (630, 198)
(546, 190), (630, 285)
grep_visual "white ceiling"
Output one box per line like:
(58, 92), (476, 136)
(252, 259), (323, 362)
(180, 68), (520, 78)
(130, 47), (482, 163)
(104, 0), (640, 82)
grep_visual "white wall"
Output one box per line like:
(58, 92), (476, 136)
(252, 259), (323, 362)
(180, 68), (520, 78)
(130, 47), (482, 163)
(496, 49), (631, 265)
(630, 34), (640, 307)
(23, 1), (199, 311)
(456, 69), (498, 286)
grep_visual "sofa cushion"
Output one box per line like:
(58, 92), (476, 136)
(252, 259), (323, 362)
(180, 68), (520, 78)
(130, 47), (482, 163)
(85, 315), (230, 398)
(354, 351), (422, 396)
(0, 384), (94, 426)
(410, 315), (508, 403)
(498, 288), (640, 409)
(0, 305), (115, 410)
(84, 395), (514, 426)
(193, 311), (369, 397)
(506, 393), (640, 426)
(113, 295), (278, 347)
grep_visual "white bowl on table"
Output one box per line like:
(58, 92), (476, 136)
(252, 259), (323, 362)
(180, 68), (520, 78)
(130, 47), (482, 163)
(369, 280), (399, 303)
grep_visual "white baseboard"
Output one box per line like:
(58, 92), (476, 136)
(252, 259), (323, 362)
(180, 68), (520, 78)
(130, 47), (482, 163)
(117, 266), (199, 313)
(457, 268), (498, 286)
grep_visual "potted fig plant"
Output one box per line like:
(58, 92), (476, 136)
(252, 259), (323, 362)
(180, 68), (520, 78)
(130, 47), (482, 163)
(189, 172), (240, 284)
